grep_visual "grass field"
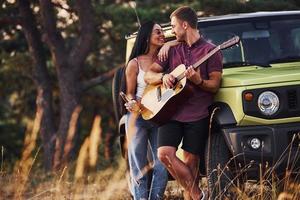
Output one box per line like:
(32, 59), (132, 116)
(1, 154), (299, 200)
(0, 115), (299, 200)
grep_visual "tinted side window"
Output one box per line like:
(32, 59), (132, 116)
(291, 28), (300, 52)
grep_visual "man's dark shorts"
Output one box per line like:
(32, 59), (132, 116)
(157, 117), (209, 156)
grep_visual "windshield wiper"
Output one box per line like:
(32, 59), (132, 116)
(269, 56), (300, 64)
(224, 61), (271, 68)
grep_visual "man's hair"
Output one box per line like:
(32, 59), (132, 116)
(170, 6), (198, 29)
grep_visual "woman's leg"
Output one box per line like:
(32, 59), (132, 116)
(148, 126), (168, 200)
(126, 114), (150, 199)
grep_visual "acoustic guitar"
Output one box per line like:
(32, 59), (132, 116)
(140, 36), (240, 124)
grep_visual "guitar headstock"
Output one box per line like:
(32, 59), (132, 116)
(220, 36), (240, 50)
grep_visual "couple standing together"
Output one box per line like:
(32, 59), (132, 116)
(124, 6), (223, 200)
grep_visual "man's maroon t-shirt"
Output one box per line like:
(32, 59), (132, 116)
(155, 37), (223, 122)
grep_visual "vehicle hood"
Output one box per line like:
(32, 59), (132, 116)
(221, 62), (300, 87)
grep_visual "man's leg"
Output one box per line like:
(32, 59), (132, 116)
(182, 151), (200, 200)
(157, 120), (203, 200)
(180, 117), (209, 200)
(158, 146), (202, 200)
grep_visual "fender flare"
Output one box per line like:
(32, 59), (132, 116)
(210, 102), (237, 127)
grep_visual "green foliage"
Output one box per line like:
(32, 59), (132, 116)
(0, 50), (35, 162)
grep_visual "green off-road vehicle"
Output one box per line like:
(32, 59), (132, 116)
(112, 11), (300, 198)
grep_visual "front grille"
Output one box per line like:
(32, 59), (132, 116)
(287, 90), (298, 109)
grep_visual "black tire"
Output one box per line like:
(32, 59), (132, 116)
(112, 67), (133, 197)
(112, 66), (126, 122)
(205, 132), (236, 199)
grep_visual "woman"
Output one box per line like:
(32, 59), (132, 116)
(124, 21), (174, 200)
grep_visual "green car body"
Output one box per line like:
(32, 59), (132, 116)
(218, 63), (300, 125)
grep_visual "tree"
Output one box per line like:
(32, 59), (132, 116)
(0, 0), (142, 171)
(16, 0), (117, 170)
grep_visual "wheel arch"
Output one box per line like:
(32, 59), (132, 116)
(209, 102), (237, 128)
(208, 102), (237, 156)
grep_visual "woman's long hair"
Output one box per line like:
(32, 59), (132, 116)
(119, 21), (156, 115)
(128, 21), (156, 62)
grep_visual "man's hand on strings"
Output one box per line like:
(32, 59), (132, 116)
(184, 66), (203, 86)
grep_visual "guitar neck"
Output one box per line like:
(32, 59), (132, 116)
(192, 45), (221, 69)
(176, 45), (221, 81)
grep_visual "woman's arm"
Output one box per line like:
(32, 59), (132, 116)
(157, 40), (180, 62)
(125, 59), (138, 100)
(125, 59), (142, 113)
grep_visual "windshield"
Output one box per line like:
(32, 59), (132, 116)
(200, 17), (300, 68)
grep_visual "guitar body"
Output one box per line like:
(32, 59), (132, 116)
(141, 64), (191, 124)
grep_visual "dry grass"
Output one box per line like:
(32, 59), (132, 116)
(0, 113), (299, 200)
(0, 157), (130, 200)
(1, 150), (300, 200)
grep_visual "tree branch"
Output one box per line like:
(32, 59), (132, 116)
(81, 67), (119, 92)
(0, 16), (22, 25)
(39, 0), (66, 67)
(68, 0), (95, 72)
(18, 1), (46, 78)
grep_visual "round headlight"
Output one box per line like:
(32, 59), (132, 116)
(257, 91), (279, 116)
(249, 138), (261, 150)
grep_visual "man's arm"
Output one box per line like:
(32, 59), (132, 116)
(198, 71), (222, 93)
(144, 62), (164, 85)
(185, 66), (222, 93)
(145, 62), (177, 88)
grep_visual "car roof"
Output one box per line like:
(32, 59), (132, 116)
(125, 10), (300, 39)
(195, 10), (300, 22)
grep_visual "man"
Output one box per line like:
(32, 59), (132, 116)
(144, 6), (223, 200)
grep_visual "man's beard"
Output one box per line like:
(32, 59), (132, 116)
(176, 36), (185, 42)
(175, 32), (186, 42)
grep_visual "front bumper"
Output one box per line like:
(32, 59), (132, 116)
(222, 122), (300, 173)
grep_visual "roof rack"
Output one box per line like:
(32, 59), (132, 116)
(125, 10), (300, 40)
